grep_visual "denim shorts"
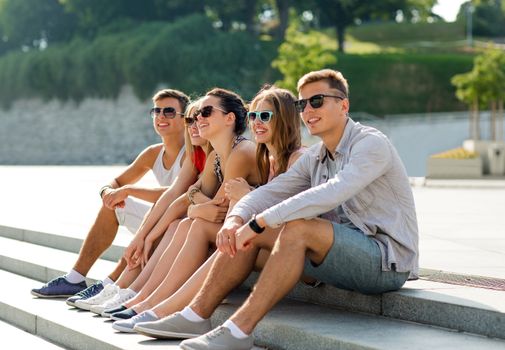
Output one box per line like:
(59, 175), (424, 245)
(303, 222), (409, 295)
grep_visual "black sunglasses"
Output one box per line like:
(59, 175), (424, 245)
(247, 111), (273, 124)
(184, 117), (196, 126)
(193, 105), (227, 119)
(294, 94), (344, 113)
(150, 107), (183, 119)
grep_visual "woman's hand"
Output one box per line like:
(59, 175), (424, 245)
(123, 235), (144, 269)
(188, 198), (228, 223)
(142, 234), (155, 268)
(224, 177), (252, 202)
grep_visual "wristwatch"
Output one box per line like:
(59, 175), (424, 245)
(248, 214), (265, 234)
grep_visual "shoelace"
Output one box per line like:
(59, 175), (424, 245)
(46, 277), (65, 287)
(206, 327), (225, 340)
(79, 284), (101, 298)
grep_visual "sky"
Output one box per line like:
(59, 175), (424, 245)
(432, 0), (468, 22)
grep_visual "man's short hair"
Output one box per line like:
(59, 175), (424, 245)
(152, 89), (190, 113)
(297, 69), (349, 98)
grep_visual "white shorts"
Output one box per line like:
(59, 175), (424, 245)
(115, 197), (152, 234)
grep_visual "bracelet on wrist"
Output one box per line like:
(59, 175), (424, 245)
(187, 187), (201, 205)
(99, 185), (112, 198)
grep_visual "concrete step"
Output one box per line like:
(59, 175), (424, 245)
(0, 235), (115, 284)
(1, 227), (505, 341)
(2, 270), (505, 350)
(0, 319), (66, 350)
(0, 224), (125, 262)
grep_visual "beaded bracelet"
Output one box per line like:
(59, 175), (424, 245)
(187, 187), (201, 205)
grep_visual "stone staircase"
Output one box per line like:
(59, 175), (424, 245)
(1, 224), (504, 350)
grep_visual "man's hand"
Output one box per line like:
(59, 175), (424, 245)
(188, 198), (228, 223)
(102, 187), (129, 210)
(235, 222), (259, 252)
(216, 216), (243, 257)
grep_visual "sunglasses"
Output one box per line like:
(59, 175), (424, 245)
(150, 107), (183, 119)
(294, 94), (344, 113)
(192, 105), (227, 119)
(184, 117), (196, 126)
(247, 111), (273, 124)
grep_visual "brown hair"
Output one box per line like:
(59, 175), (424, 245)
(206, 88), (248, 135)
(296, 69), (349, 98)
(152, 89), (190, 113)
(250, 85), (301, 184)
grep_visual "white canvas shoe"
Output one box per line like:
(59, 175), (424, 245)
(74, 284), (119, 311)
(90, 288), (136, 315)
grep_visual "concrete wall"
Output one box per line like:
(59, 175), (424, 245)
(367, 112), (505, 176)
(1, 87), (504, 176)
(0, 86), (158, 165)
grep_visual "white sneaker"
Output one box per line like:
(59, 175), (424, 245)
(74, 284), (118, 311)
(90, 288), (136, 315)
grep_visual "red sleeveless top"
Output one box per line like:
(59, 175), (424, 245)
(192, 146), (206, 174)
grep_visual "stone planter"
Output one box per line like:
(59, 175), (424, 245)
(426, 157), (483, 179)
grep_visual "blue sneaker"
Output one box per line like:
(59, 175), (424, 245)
(31, 276), (87, 298)
(66, 281), (104, 307)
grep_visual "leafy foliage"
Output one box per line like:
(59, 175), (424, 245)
(272, 17), (337, 92)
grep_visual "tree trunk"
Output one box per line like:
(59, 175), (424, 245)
(491, 100), (497, 141)
(336, 23), (345, 53)
(275, 0), (289, 40)
(475, 97), (480, 141)
(245, 0), (257, 35)
(499, 99), (504, 141)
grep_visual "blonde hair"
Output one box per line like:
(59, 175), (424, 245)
(250, 86), (301, 184)
(184, 100), (212, 169)
(297, 69), (349, 98)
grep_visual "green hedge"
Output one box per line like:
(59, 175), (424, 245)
(334, 53), (474, 115)
(0, 14), (279, 108)
(0, 14), (475, 115)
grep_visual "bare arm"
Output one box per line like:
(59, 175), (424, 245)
(101, 144), (166, 208)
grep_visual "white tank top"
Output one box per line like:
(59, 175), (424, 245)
(152, 145), (185, 186)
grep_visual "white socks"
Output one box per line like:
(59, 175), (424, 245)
(179, 307), (249, 339)
(102, 277), (114, 286)
(180, 306), (206, 322)
(64, 269), (85, 284)
(223, 320), (249, 339)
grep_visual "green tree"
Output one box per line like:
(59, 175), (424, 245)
(60, 0), (205, 38)
(205, 0), (259, 34)
(0, 0), (76, 51)
(272, 16), (337, 92)
(296, 0), (436, 53)
(452, 49), (505, 141)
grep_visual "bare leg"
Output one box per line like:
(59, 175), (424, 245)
(190, 228), (280, 319)
(124, 218), (193, 308)
(151, 245), (272, 317)
(151, 252), (217, 317)
(125, 219), (181, 291)
(132, 218), (221, 313)
(73, 205), (120, 277)
(229, 219), (333, 333)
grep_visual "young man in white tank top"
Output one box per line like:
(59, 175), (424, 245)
(31, 89), (190, 298)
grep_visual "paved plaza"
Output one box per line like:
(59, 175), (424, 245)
(0, 165), (504, 279)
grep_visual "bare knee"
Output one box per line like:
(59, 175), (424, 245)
(188, 218), (216, 242)
(276, 220), (310, 249)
